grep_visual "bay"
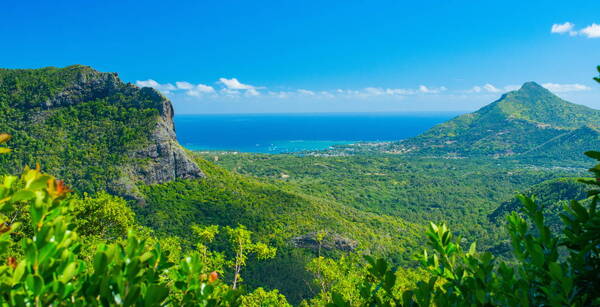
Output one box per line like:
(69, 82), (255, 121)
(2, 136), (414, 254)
(175, 112), (461, 153)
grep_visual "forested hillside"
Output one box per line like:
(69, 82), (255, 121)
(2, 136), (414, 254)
(135, 156), (423, 301)
(341, 82), (600, 160)
(206, 153), (583, 244)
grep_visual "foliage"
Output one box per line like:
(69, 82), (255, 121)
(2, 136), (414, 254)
(0, 137), (248, 306)
(325, 151), (600, 306)
(208, 152), (581, 249)
(70, 191), (136, 239)
(225, 225), (276, 289)
(138, 156), (422, 303)
(239, 287), (291, 307)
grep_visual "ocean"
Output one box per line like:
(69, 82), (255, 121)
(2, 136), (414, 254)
(175, 112), (461, 153)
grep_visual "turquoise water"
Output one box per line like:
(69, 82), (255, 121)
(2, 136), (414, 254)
(175, 112), (460, 153)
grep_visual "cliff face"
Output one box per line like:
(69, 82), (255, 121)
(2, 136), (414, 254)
(130, 87), (204, 184)
(0, 65), (204, 197)
(46, 67), (204, 185)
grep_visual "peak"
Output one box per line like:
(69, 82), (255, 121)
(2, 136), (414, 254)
(519, 81), (547, 92)
(507, 81), (557, 99)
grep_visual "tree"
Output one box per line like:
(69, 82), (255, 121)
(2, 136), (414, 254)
(225, 225), (276, 289)
(70, 191), (135, 239)
(190, 224), (227, 275)
(239, 287), (291, 307)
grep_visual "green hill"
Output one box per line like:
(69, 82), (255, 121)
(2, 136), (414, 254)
(489, 177), (590, 228)
(374, 82), (600, 159)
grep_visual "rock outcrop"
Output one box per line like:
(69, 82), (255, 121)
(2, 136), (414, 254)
(291, 232), (358, 252)
(44, 68), (124, 108)
(128, 87), (204, 184)
(35, 66), (204, 193)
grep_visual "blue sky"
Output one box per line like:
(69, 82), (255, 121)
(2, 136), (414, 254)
(1, 0), (599, 113)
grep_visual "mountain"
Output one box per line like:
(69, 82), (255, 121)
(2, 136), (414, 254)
(375, 82), (600, 159)
(0, 65), (203, 198)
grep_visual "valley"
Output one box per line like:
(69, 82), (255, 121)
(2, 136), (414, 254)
(0, 65), (598, 305)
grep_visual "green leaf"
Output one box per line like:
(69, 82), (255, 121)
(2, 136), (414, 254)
(570, 200), (589, 220)
(12, 261), (26, 284)
(28, 175), (52, 191)
(26, 274), (44, 296)
(548, 262), (563, 281)
(11, 190), (36, 202)
(468, 242), (477, 255)
(476, 288), (486, 304)
(383, 271), (397, 291)
(145, 285), (169, 306)
(59, 262), (78, 283)
(93, 252), (108, 274)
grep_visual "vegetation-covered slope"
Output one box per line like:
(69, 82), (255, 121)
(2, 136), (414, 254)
(489, 177), (590, 228)
(204, 153), (584, 245)
(367, 82), (600, 159)
(136, 155), (423, 302)
(0, 65), (203, 196)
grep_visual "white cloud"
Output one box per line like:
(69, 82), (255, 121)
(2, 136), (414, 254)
(137, 79), (216, 97)
(385, 88), (413, 95)
(196, 84), (215, 93)
(483, 84), (500, 93)
(551, 22), (575, 34)
(135, 79), (176, 93)
(418, 85), (446, 94)
(580, 23), (600, 38)
(319, 91), (335, 99)
(186, 84), (215, 97)
(297, 89), (315, 95)
(467, 84), (524, 94)
(503, 84), (521, 91)
(268, 91), (292, 99)
(176, 81), (194, 90)
(327, 86), (445, 98)
(218, 78), (255, 90)
(364, 87), (386, 96)
(246, 88), (260, 96)
(136, 79), (160, 88)
(542, 83), (591, 93)
(550, 22), (600, 38)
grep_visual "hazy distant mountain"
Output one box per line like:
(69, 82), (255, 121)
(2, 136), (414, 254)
(376, 82), (600, 159)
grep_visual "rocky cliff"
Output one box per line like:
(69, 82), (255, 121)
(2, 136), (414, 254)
(0, 65), (204, 197)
